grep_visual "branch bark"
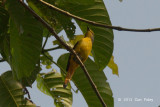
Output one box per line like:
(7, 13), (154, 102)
(39, 0), (160, 32)
(19, 1), (107, 107)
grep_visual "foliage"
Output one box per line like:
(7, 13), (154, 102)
(5, 0), (43, 80)
(62, 0), (114, 71)
(108, 56), (119, 76)
(37, 70), (72, 107)
(58, 54), (114, 107)
(0, 0), (117, 106)
(40, 52), (53, 69)
(0, 71), (36, 107)
(27, 0), (76, 39)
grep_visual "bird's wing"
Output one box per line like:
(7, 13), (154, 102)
(66, 40), (81, 72)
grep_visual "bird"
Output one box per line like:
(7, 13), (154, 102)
(63, 27), (94, 88)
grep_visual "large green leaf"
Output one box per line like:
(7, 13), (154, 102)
(0, 71), (36, 107)
(64, 0), (95, 5)
(0, 6), (10, 64)
(60, 0), (114, 70)
(1, 34), (40, 87)
(0, 5), (9, 35)
(37, 71), (72, 107)
(5, 0), (43, 79)
(0, 34), (11, 63)
(21, 64), (41, 87)
(57, 54), (114, 107)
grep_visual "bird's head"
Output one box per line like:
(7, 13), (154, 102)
(85, 27), (94, 43)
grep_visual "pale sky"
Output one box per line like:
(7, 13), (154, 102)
(1, 0), (160, 107)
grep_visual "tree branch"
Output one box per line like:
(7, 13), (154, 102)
(39, 0), (160, 32)
(43, 46), (61, 52)
(19, 1), (107, 107)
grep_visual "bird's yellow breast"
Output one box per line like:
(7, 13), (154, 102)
(74, 37), (92, 62)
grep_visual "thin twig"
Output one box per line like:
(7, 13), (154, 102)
(42, 53), (66, 75)
(39, 0), (160, 32)
(71, 87), (79, 93)
(42, 34), (49, 50)
(24, 87), (31, 99)
(25, 98), (34, 104)
(43, 46), (61, 52)
(19, 1), (107, 107)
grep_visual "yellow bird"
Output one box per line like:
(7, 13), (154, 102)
(63, 27), (94, 88)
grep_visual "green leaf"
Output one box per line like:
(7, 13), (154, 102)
(108, 56), (119, 76)
(0, 5), (9, 56)
(21, 64), (41, 87)
(0, 34), (11, 63)
(0, 5), (9, 34)
(0, 71), (36, 107)
(5, 0), (43, 79)
(27, 0), (76, 39)
(57, 54), (114, 107)
(27, 0), (63, 34)
(37, 71), (72, 107)
(63, 0), (114, 70)
(63, 0), (95, 5)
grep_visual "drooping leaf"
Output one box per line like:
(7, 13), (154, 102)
(61, 0), (114, 71)
(57, 54), (114, 107)
(0, 71), (36, 107)
(37, 70), (72, 107)
(108, 56), (119, 76)
(5, 0), (43, 79)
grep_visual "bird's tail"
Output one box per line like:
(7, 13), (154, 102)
(63, 69), (75, 88)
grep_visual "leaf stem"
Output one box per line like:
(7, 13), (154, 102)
(42, 33), (49, 50)
(43, 46), (61, 52)
(42, 53), (66, 75)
